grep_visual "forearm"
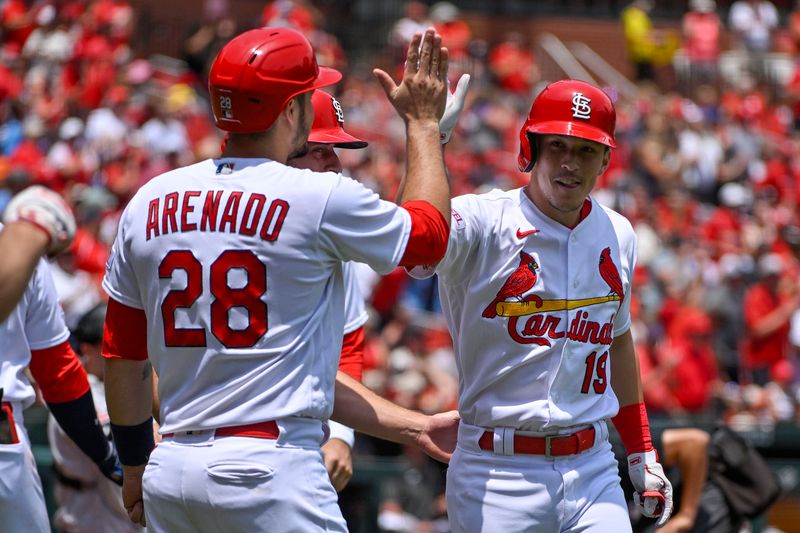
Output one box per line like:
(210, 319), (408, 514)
(332, 371), (426, 448)
(105, 359), (153, 425)
(398, 119), (450, 220)
(663, 429), (709, 523)
(0, 222), (48, 321)
(610, 329), (644, 407)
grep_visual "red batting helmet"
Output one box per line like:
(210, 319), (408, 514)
(309, 91), (367, 149)
(518, 80), (616, 172)
(209, 27), (342, 133)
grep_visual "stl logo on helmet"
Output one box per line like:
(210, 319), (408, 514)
(571, 92), (592, 120)
(331, 97), (345, 124)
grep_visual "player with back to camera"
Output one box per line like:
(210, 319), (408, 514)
(287, 77), (469, 491)
(410, 80), (674, 532)
(102, 27), (459, 532)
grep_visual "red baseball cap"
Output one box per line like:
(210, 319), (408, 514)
(308, 90), (367, 149)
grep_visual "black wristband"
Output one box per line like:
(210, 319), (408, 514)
(110, 418), (155, 466)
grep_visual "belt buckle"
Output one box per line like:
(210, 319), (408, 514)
(544, 434), (554, 457)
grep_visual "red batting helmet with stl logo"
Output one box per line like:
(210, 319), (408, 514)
(209, 27), (342, 133)
(308, 91), (367, 149)
(518, 80), (616, 172)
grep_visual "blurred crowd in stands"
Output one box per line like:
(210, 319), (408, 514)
(1, 0), (800, 529)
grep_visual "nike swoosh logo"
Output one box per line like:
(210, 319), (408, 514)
(516, 228), (540, 239)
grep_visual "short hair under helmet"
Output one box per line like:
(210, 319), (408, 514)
(518, 79), (616, 172)
(209, 27), (342, 133)
(308, 91), (367, 149)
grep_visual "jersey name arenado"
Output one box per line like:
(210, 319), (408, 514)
(414, 188), (637, 431)
(103, 158), (410, 434)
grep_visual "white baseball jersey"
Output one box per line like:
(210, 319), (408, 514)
(0, 255), (70, 407)
(414, 188), (636, 431)
(342, 262), (368, 335)
(103, 158), (410, 434)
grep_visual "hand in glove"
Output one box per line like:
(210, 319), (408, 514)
(439, 74), (471, 144)
(627, 449), (673, 528)
(3, 185), (76, 256)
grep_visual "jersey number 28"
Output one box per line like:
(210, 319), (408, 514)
(159, 249), (267, 348)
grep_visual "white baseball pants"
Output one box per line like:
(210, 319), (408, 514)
(0, 402), (51, 533)
(447, 420), (632, 533)
(142, 417), (347, 533)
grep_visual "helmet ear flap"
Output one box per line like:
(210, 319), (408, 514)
(518, 132), (537, 173)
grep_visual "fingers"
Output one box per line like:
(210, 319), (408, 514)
(372, 68), (397, 98)
(127, 501), (146, 527)
(418, 29), (435, 75)
(438, 46), (450, 82)
(404, 32), (422, 77)
(430, 34), (442, 77)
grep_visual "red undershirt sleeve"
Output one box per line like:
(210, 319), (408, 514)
(338, 326), (365, 382)
(102, 298), (149, 361)
(399, 200), (449, 268)
(29, 341), (90, 403)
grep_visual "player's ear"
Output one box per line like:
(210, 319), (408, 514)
(598, 146), (611, 175)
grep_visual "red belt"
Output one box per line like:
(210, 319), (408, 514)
(163, 420), (279, 440)
(478, 426), (596, 457)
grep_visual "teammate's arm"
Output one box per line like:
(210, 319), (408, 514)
(103, 298), (154, 528)
(374, 29), (450, 221)
(0, 222), (49, 322)
(332, 371), (458, 463)
(0, 185), (77, 321)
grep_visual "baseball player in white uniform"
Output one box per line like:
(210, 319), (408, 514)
(0, 234), (121, 531)
(102, 27), (458, 532)
(411, 80), (673, 532)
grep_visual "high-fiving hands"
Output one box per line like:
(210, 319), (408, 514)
(373, 29), (449, 125)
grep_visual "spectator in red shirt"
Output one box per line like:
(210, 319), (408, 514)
(488, 32), (539, 96)
(650, 308), (721, 413)
(743, 253), (800, 384)
(682, 0), (721, 86)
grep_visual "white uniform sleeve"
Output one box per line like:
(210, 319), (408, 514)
(408, 195), (482, 280)
(24, 259), (70, 349)
(319, 175), (411, 275)
(326, 420), (355, 448)
(102, 205), (143, 309)
(612, 226), (638, 337)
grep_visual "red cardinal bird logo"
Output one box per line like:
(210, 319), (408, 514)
(599, 247), (624, 302)
(482, 251), (540, 318)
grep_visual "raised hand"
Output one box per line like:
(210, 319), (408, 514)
(373, 29), (449, 124)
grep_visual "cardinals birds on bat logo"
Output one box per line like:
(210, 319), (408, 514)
(482, 251), (540, 318)
(598, 247), (624, 302)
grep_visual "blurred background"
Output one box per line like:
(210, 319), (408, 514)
(2, 0), (800, 531)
